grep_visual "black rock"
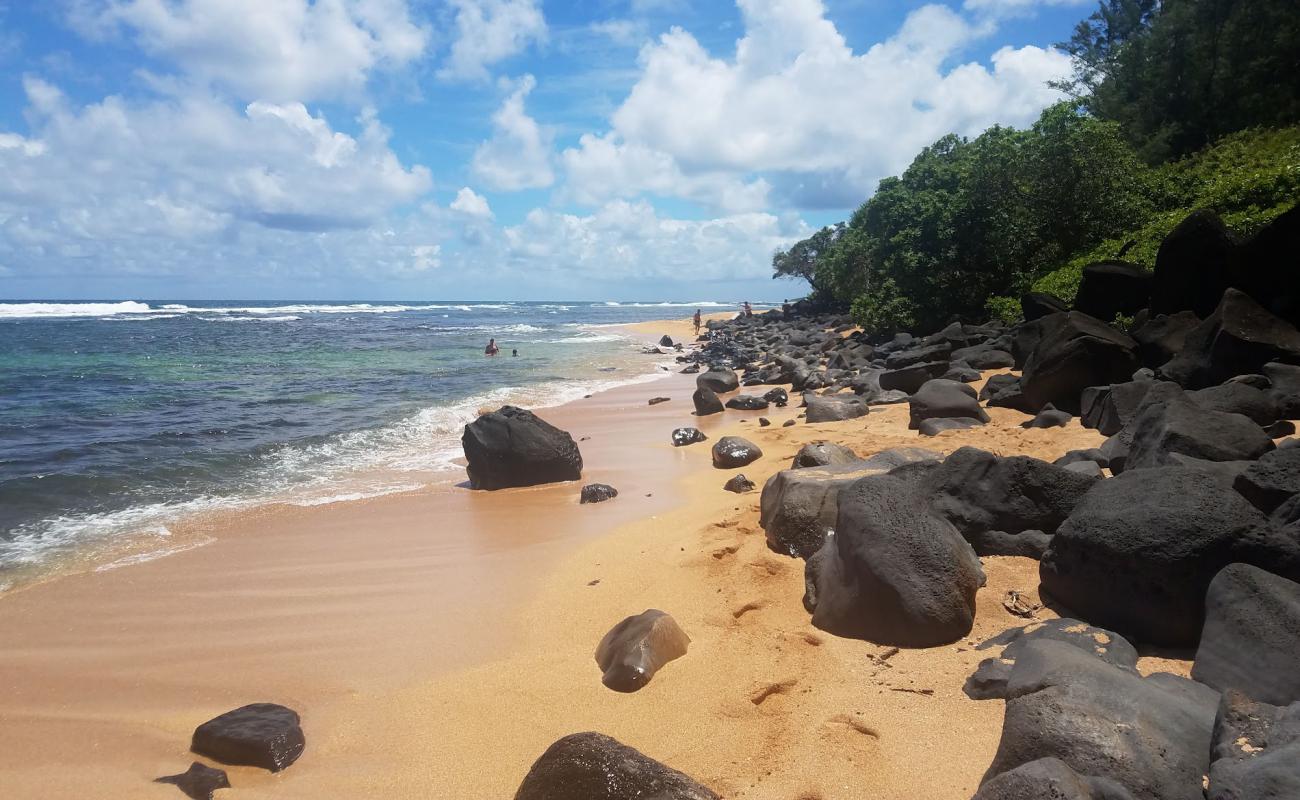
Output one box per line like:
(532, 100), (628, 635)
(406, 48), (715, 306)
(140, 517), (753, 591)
(1264, 362), (1300, 418)
(1151, 209), (1239, 318)
(1124, 391), (1274, 470)
(1192, 564), (1300, 705)
(760, 449), (939, 560)
(580, 484), (619, 504)
(1062, 460), (1105, 478)
(692, 387), (724, 416)
(462, 406), (583, 490)
(782, 419), (796, 427)
(1079, 379), (1161, 436)
(658, 335), (674, 347)
(917, 417), (984, 436)
(1267, 420), (1297, 438)
(648, 396), (670, 406)
(1161, 288), (1300, 389)
(680, 364), (700, 374)
(1021, 403), (1072, 429)
(1073, 260), (1152, 322)
(762, 387), (789, 407)
(791, 441), (858, 469)
(959, 349), (1016, 370)
(973, 757), (1136, 800)
(1020, 312), (1140, 414)
(981, 640), (1218, 800)
(980, 373), (1028, 409)
(711, 436), (762, 469)
(908, 379), (989, 430)
(1041, 467), (1272, 646)
(724, 394), (769, 411)
(155, 762), (231, 800)
(1055, 448), (1109, 469)
(803, 462), (985, 646)
(1012, 312), (1068, 369)
(1233, 447), (1300, 514)
(967, 529), (1054, 559)
(671, 427), (708, 447)
(1132, 311), (1201, 368)
(1022, 292), (1069, 321)
(191, 703), (305, 772)
(965, 617), (1139, 700)
(696, 368), (739, 394)
(758, 417), (771, 427)
(1190, 381), (1280, 425)
(514, 732), (719, 800)
(1206, 690), (1300, 800)
(804, 394), (868, 423)
(879, 360), (950, 394)
(723, 474), (756, 493)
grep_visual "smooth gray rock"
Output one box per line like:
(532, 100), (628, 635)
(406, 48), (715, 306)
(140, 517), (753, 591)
(1193, 564), (1300, 705)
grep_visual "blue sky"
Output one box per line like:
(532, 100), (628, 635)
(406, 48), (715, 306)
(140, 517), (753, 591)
(0, 0), (1094, 302)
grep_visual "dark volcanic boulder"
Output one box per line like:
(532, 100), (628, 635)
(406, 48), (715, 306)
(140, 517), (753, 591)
(962, 349), (1016, 370)
(926, 447), (1098, 556)
(191, 703), (305, 772)
(155, 762), (231, 800)
(1233, 447), (1300, 513)
(724, 394), (769, 411)
(791, 441), (858, 469)
(1073, 261), (1152, 322)
(762, 387), (789, 407)
(1192, 564), (1300, 705)
(1264, 362), (1300, 418)
(973, 757), (1136, 800)
(1151, 208), (1238, 318)
(981, 639), (1218, 800)
(760, 449), (939, 559)
(908, 379), (989, 430)
(804, 394), (868, 423)
(1012, 312), (1069, 369)
(1021, 403), (1072, 429)
(671, 427), (707, 447)
(1190, 381), (1279, 425)
(1022, 292), (1069, 321)
(723, 474), (755, 493)
(885, 342), (952, 369)
(1124, 392), (1274, 470)
(980, 373), (1028, 409)
(1205, 690), (1300, 800)
(1132, 311), (1201, 368)
(917, 417), (984, 436)
(692, 387), (723, 416)
(803, 463), (985, 646)
(462, 406), (583, 490)
(1079, 378), (1164, 436)
(1020, 312), (1139, 414)
(658, 335), (674, 347)
(580, 484), (618, 504)
(965, 618), (1139, 701)
(514, 732), (719, 800)
(879, 360), (949, 394)
(695, 368), (739, 394)
(1160, 289), (1300, 389)
(1040, 467), (1272, 646)
(711, 436), (762, 469)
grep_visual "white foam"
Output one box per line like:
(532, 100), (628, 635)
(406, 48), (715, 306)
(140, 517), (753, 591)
(93, 536), (215, 572)
(0, 301), (155, 318)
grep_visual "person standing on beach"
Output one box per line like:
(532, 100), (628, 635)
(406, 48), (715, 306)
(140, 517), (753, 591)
(485, 338), (499, 356)
(692, 309), (702, 336)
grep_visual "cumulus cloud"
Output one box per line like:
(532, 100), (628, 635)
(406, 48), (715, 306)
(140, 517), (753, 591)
(470, 74), (554, 191)
(71, 0), (430, 103)
(438, 0), (547, 83)
(449, 186), (493, 219)
(562, 0), (1073, 210)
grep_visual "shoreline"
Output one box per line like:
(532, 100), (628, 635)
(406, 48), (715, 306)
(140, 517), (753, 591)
(0, 314), (1187, 799)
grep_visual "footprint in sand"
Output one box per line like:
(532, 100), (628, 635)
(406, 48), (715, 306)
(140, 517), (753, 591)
(749, 678), (798, 705)
(825, 713), (881, 739)
(732, 600), (767, 619)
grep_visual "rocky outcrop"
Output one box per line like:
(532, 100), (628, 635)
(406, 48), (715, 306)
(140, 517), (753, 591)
(1020, 312), (1140, 414)
(1192, 564), (1300, 706)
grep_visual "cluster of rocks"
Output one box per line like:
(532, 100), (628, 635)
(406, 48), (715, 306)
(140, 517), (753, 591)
(156, 703), (304, 799)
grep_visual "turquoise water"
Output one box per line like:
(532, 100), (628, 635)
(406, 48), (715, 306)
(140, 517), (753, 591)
(0, 300), (752, 576)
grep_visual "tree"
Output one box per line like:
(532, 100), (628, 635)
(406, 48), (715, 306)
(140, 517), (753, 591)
(771, 223), (844, 298)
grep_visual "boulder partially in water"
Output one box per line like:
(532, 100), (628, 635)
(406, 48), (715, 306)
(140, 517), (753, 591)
(462, 406), (583, 490)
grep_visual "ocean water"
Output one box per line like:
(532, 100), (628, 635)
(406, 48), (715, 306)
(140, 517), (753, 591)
(0, 299), (757, 580)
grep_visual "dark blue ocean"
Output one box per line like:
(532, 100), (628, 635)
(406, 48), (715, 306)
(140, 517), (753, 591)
(0, 299), (757, 580)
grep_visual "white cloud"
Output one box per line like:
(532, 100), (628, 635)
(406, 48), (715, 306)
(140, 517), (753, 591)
(71, 0), (429, 103)
(450, 186), (493, 219)
(561, 0), (1072, 210)
(470, 74), (554, 191)
(438, 0), (547, 83)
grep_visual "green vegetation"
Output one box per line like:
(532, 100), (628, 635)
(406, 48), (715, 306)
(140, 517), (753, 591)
(773, 0), (1300, 332)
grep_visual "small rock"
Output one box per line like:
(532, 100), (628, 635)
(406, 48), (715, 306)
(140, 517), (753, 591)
(155, 762), (230, 800)
(724, 474), (756, 493)
(648, 397), (670, 406)
(712, 436), (762, 469)
(671, 427), (708, 447)
(580, 484), (619, 504)
(190, 703), (304, 772)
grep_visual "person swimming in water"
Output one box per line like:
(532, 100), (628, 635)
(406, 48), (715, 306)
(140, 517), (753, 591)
(485, 338), (499, 356)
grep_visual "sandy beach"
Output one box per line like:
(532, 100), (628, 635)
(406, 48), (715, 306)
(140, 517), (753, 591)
(0, 317), (1185, 799)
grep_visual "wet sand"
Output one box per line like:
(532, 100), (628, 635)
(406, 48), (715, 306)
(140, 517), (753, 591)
(0, 322), (1182, 799)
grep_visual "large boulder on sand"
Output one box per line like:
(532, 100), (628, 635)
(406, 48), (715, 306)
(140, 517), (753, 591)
(1123, 391), (1275, 470)
(1040, 467), (1274, 646)
(803, 463), (985, 647)
(1132, 311), (1201, 368)
(1073, 261), (1152, 322)
(725, 394), (768, 411)
(1205, 690), (1300, 800)
(1160, 289), (1300, 389)
(1020, 312), (1140, 414)
(711, 436), (762, 469)
(980, 639), (1218, 800)
(760, 448), (939, 560)
(1233, 447), (1300, 514)
(515, 732), (719, 800)
(695, 368), (739, 394)
(1192, 564), (1300, 706)
(191, 703), (305, 772)
(791, 441), (858, 469)
(804, 394), (869, 423)
(462, 406), (583, 490)
(692, 387), (723, 416)
(973, 757), (1136, 800)
(1150, 208), (1238, 318)
(908, 379), (989, 430)
(965, 618), (1139, 701)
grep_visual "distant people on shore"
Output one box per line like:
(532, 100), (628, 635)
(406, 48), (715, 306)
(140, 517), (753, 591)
(692, 309), (702, 335)
(742, 301), (753, 317)
(485, 338), (499, 356)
